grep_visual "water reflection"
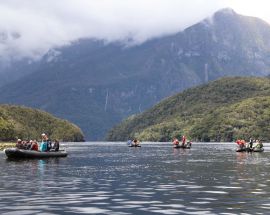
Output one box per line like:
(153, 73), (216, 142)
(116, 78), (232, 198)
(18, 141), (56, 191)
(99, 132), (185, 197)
(0, 143), (270, 214)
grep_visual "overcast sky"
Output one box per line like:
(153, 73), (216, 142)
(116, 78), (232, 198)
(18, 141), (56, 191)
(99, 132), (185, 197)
(0, 0), (269, 60)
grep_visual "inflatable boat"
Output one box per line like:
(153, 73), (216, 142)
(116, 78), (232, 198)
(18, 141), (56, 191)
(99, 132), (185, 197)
(128, 145), (141, 147)
(174, 144), (191, 149)
(236, 147), (264, 153)
(174, 142), (192, 149)
(253, 148), (264, 152)
(4, 148), (68, 159)
(236, 147), (247, 152)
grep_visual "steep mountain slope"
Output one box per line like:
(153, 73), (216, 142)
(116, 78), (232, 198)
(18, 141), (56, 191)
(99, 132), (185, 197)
(106, 77), (270, 142)
(0, 104), (84, 141)
(0, 9), (270, 140)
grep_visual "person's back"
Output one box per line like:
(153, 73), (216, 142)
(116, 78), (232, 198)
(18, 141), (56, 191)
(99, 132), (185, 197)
(31, 141), (39, 151)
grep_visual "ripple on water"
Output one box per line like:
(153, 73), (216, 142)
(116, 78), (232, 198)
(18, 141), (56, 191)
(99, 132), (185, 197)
(2, 210), (42, 215)
(152, 204), (185, 208)
(2, 142), (270, 215)
(213, 186), (242, 189)
(190, 201), (211, 205)
(196, 198), (218, 201)
(68, 207), (111, 214)
(200, 190), (228, 194)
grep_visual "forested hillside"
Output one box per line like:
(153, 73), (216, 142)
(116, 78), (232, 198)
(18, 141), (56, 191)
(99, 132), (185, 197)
(107, 77), (270, 142)
(0, 105), (84, 141)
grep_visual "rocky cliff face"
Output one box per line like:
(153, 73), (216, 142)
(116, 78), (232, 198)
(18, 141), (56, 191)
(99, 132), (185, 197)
(0, 9), (270, 140)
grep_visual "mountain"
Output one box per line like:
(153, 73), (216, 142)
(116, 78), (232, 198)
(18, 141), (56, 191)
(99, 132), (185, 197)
(106, 77), (270, 142)
(0, 104), (84, 142)
(0, 8), (270, 140)
(0, 59), (40, 87)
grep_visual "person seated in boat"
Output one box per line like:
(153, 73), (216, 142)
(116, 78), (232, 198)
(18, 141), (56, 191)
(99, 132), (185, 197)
(253, 139), (263, 149)
(181, 135), (186, 147)
(30, 140), (39, 151)
(127, 140), (132, 146)
(26, 140), (34, 150)
(22, 140), (31, 150)
(47, 139), (52, 151)
(16, 139), (24, 149)
(186, 140), (192, 147)
(172, 137), (179, 146)
(258, 140), (263, 148)
(51, 139), (60, 151)
(40, 133), (49, 152)
(132, 139), (140, 146)
(236, 139), (246, 149)
(236, 139), (246, 150)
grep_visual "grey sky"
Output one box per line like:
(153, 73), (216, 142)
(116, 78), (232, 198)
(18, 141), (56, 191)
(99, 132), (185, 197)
(0, 0), (268, 60)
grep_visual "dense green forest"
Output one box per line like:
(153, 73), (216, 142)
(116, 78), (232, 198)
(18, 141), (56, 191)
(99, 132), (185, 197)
(106, 77), (270, 142)
(0, 105), (84, 142)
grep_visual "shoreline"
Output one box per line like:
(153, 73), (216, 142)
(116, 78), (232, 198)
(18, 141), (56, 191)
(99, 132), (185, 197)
(0, 143), (16, 151)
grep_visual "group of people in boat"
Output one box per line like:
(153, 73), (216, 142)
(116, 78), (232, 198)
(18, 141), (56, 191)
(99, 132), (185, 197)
(236, 138), (263, 152)
(172, 135), (192, 148)
(16, 133), (60, 152)
(127, 136), (192, 148)
(127, 139), (141, 147)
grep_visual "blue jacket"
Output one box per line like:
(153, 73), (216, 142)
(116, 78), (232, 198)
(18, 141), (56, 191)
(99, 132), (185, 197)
(40, 141), (48, 152)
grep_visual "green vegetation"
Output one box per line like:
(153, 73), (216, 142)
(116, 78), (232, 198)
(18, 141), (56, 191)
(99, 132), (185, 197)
(0, 105), (84, 142)
(106, 77), (270, 142)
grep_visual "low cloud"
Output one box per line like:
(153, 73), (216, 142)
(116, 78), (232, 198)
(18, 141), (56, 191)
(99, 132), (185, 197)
(0, 0), (233, 60)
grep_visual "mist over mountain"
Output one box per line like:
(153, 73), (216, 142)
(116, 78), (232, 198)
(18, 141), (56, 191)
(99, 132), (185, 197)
(0, 9), (270, 140)
(0, 0), (225, 60)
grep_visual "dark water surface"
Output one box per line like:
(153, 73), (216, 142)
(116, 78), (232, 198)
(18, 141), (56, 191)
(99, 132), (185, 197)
(1, 142), (270, 215)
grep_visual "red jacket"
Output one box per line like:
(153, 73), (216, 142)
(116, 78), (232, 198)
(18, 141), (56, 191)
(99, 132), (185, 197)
(31, 143), (39, 151)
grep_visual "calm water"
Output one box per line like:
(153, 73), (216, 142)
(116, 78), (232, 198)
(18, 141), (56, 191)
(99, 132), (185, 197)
(1, 142), (270, 215)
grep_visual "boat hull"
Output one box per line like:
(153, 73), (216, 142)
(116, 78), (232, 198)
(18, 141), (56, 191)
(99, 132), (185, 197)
(253, 148), (264, 152)
(236, 148), (264, 153)
(4, 148), (68, 159)
(174, 145), (191, 149)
